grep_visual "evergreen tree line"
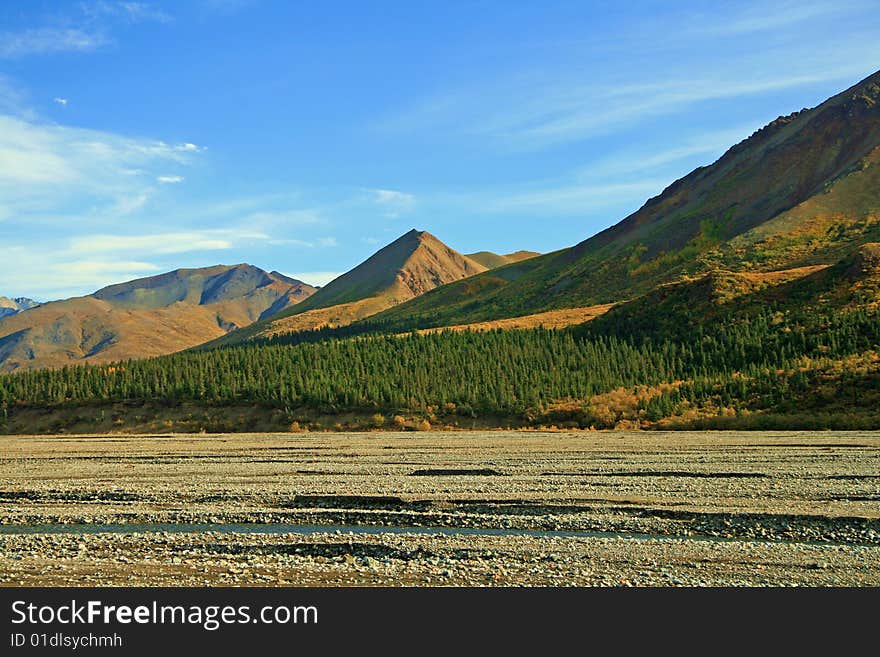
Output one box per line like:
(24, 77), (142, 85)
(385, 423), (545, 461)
(0, 306), (877, 421)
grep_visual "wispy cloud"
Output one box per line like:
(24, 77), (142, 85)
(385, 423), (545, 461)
(402, 66), (871, 151)
(156, 175), (184, 184)
(63, 259), (161, 279)
(83, 1), (173, 25)
(269, 236), (340, 248)
(0, 2), (171, 60)
(200, 0), (259, 14)
(0, 247), (163, 300)
(0, 28), (108, 58)
(582, 124), (762, 180)
(0, 114), (206, 228)
(369, 188), (415, 217)
(69, 230), (270, 256)
(174, 142), (204, 152)
(682, 0), (871, 38)
(377, 7), (880, 152)
(478, 180), (669, 216)
(0, 75), (31, 117)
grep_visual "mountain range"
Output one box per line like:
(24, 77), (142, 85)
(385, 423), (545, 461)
(0, 235), (539, 370)
(364, 69), (880, 331)
(205, 229), (526, 347)
(1, 69), (879, 432)
(0, 297), (39, 320)
(0, 265), (314, 371)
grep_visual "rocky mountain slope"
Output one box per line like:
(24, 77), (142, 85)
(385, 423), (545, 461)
(207, 229), (488, 345)
(371, 69), (880, 330)
(0, 265), (315, 371)
(0, 297), (39, 320)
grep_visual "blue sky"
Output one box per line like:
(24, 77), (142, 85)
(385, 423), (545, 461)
(2, 0), (879, 299)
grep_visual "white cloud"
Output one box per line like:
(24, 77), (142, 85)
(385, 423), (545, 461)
(0, 248), (163, 300)
(0, 3), (172, 60)
(469, 69), (866, 149)
(84, 2), (173, 24)
(370, 188), (415, 217)
(53, 97), (68, 106)
(583, 125), (762, 180)
(156, 175), (184, 184)
(284, 271), (342, 287)
(0, 28), (108, 58)
(64, 259), (162, 277)
(269, 236), (340, 248)
(68, 230), (270, 256)
(683, 0), (871, 38)
(374, 189), (410, 204)
(1, 223), (279, 299)
(378, 19), (880, 152)
(0, 75), (32, 117)
(480, 180), (669, 215)
(109, 193), (151, 215)
(0, 115), (201, 187)
(174, 142), (204, 152)
(0, 114), (205, 225)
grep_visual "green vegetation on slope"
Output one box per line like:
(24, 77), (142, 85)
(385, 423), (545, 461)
(4, 243), (879, 432)
(2, 297), (878, 431)
(202, 229), (489, 348)
(367, 70), (880, 330)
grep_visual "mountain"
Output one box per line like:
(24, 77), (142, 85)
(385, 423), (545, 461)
(579, 243), (880, 343)
(0, 297), (39, 319)
(464, 250), (541, 269)
(5, 74), (880, 431)
(289, 229), (486, 310)
(0, 265), (315, 371)
(369, 69), (880, 330)
(206, 229), (488, 345)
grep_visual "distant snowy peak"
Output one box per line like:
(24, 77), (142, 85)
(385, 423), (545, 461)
(0, 296), (39, 319)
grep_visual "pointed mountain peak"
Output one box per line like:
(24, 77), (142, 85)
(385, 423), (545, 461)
(394, 228), (436, 246)
(265, 230), (486, 317)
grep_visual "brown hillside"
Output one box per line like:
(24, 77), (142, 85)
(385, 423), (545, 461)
(372, 69), (880, 329)
(210, 230), (488, 345)
(0, 265), (316, 371)
(417, 304), (615, 334)
(465, 250), (541, 269)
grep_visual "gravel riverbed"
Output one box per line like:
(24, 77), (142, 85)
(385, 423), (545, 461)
(1, 431), (877, 586)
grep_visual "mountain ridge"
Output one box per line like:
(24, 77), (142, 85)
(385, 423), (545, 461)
(366, 69), (880, 330)
(465, 250), (541, 269)
(205, 229), (490, 346)
(0, 264), (316, 371)
(0, 297), (39, 319)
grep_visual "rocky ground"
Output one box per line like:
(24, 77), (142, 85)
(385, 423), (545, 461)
(0, 431), (878, 586)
